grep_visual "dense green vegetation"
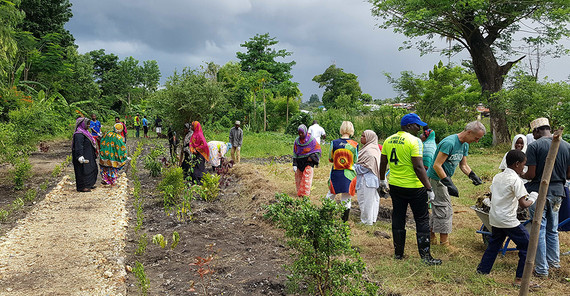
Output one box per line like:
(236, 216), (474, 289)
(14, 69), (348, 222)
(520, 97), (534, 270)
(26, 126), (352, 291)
(1, 0), (569, 193)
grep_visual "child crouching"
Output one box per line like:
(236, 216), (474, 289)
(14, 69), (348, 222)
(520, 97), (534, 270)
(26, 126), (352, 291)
(476, 149), (539, 288)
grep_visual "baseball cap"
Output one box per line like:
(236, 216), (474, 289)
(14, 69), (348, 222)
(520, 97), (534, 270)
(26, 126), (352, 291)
(401, 113), (427, 127)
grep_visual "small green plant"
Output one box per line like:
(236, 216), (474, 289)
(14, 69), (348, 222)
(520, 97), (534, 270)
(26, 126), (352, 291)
(135, 200), (144, 233)
(0, 209), (9, 222)
(133, 261), (150, 296)
(196, 173), (220, 202)
(136, 233), (148, 256)
(24, 188), (37, 202)
(40, 180), (48, 191)
(157, 166), (185, 211)
(152, 234), (167, 249)
(189, 244), (216, 296)
(144, 145), (165, 177)
(171, 231), (180, 249)
(10, 156), (32, 190)
(51, 163), (62, 177)
(264, 194), (379, 296)
(11, 197), (24, 211)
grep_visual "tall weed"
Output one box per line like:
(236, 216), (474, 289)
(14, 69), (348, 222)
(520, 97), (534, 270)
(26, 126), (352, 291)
(10, 156), (32, 190)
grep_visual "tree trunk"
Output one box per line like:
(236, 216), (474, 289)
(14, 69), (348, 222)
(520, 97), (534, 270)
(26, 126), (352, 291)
(263, 91), (267, 132)
(286, 97), (289, 125)
(466, 31), (522, 145)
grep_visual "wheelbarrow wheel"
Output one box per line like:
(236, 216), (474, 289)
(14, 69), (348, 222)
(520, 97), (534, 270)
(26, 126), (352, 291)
(481, 226), (491, 246)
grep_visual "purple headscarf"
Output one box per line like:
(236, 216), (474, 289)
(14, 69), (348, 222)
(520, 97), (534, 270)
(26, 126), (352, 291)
(294, 124), (321, 158)
(73, 117), (98, 152)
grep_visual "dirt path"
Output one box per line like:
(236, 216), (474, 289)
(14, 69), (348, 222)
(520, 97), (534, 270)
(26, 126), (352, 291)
(0, 173), (129, 295)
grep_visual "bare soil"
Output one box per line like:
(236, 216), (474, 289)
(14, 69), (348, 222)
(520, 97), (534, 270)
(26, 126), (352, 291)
(124, 139), (291, 295)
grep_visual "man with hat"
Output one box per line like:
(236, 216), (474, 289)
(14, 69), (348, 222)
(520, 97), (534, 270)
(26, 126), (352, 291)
(379, 113), (442, 265)
(522, 117), (570, 277)
(229, 120), (243, 163)
(427, 120), (485, 251)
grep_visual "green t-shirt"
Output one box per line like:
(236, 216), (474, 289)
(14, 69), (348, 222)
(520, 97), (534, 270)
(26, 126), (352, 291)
(382, 131), (423, 188)
(427, 134), (469, 181)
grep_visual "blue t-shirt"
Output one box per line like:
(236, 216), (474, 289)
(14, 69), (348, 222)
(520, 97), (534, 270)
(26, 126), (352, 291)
(142, 118), (148, 127)
(89, 120), (101, 136)
(427, 134), (469, 180)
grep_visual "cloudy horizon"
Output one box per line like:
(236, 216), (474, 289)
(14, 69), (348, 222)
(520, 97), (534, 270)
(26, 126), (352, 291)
(65, 0), (570, 101)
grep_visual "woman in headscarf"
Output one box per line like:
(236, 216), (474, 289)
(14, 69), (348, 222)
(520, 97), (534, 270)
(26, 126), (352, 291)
(72, 117), (99, 192)
(354, 130), (381, 225)
(420, 128), (437, 170)
(179, 123), (194, 179)
(326, 121), (358, 222)
(99, 123), (128, 186)
(293, 124), (321, 197)
(189, 121), (210, 185)
(499, 134), (528, 173)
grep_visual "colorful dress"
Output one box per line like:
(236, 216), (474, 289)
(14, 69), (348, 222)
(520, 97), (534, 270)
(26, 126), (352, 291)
(99, 124), (128, 185)
(293, 124), (321, 197)
(207, 141), (229, 167)
(189, 121), (209, 185)
(328, 138), (358, 196)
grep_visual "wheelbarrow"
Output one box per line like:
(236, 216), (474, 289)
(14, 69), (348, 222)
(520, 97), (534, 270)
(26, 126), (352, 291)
(470, 206), (531, 255)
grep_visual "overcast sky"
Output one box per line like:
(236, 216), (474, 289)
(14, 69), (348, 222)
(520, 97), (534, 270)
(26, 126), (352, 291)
(65, 0), (570, 101)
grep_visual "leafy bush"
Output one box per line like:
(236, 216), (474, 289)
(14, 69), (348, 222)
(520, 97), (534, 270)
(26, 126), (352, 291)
(157, 166), (185, 210)
(195, 173), (221, 201)
(24, 188), (37, 202)
(10, 156), (32, 190)
(286, 112), (312, 135)
(133, 261), (150, 295)
(264, 194), (378, 296)
(144, 144), (165, 177)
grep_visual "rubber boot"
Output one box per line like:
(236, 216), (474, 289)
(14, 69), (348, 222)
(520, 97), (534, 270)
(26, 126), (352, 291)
(342, 209), (350, 222)
(392, 229), (406, 260)
(417, 232), (442, 265)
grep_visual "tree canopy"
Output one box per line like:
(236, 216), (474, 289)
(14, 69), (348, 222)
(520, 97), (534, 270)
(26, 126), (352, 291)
(312, 64), (362, 109)
(369, 0), (570, 144)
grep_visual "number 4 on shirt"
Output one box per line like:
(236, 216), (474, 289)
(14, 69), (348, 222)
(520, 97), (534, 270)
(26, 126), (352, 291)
(390, 148), (399, 165)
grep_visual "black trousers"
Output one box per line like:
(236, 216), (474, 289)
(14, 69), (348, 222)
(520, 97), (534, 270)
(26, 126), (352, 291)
(390, 185), (430, 233)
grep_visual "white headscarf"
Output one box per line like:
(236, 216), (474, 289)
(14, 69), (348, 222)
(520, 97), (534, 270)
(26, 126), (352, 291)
(511, 134), (527, 153)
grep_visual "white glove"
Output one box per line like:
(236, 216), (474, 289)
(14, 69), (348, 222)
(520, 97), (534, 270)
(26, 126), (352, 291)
(127, 157), (132, 161)
(293, 166), (297, 172)
(78, 156), (89, 164)
(526, 192), (539, 204)
(379, 179), (388, 189)
(427, 189), (435, 203)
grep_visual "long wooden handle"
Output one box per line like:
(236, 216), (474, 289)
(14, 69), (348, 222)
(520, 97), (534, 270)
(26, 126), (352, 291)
(519, 128), (564, 295)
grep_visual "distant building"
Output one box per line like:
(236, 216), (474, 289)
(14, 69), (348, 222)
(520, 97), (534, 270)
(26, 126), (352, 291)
(391, 102), (415, 110)
(476, 104), (490, 118)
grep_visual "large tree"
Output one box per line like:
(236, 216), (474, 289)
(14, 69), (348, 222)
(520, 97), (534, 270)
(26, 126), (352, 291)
(312, 64), (362, 109)
(0, 0), (23, 84)
(370, 0), (570, 144)
(18, 0), (74, 47)
(236, 33), (296, 87)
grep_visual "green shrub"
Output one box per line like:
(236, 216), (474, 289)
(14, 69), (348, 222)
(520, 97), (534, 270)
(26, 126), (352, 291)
(157, 166), (185, 210)
(286, 112), (312, 135)
(264, 194), (378, 296)
(143, 145), (165, 177)
(10, 156), (32, 190)
(196, 173), (220, 201)
(24, 188), (37, 202)
(136, 233), (148, 255)
(133, 261), (150, 296)
(0, 209), (9, 222)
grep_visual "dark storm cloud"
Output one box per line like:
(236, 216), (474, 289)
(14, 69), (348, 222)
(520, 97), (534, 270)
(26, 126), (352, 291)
(66, 0), (569, 100)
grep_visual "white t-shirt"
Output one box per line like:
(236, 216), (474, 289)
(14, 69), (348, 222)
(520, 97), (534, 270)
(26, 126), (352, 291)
(489, 168), (529, 228)
(307, 124), (326, 144)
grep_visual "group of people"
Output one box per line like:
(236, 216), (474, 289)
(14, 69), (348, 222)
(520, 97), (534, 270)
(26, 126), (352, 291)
(74, 116), (245, 190)
(72, 117), (129, 192)
(291, 113), (570, 285)
(178, 120), (243, 184)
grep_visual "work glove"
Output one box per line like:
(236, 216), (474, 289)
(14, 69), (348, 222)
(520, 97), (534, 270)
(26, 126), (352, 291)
(468, 171), (483, 186)
(293, 166), (297, 172)
(440, 177), (459, 197)
(427, 188), (435, 203)
(378, 179), (389, 198)
(78, 156), (89, 164)
(526, 192), (539, 205)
